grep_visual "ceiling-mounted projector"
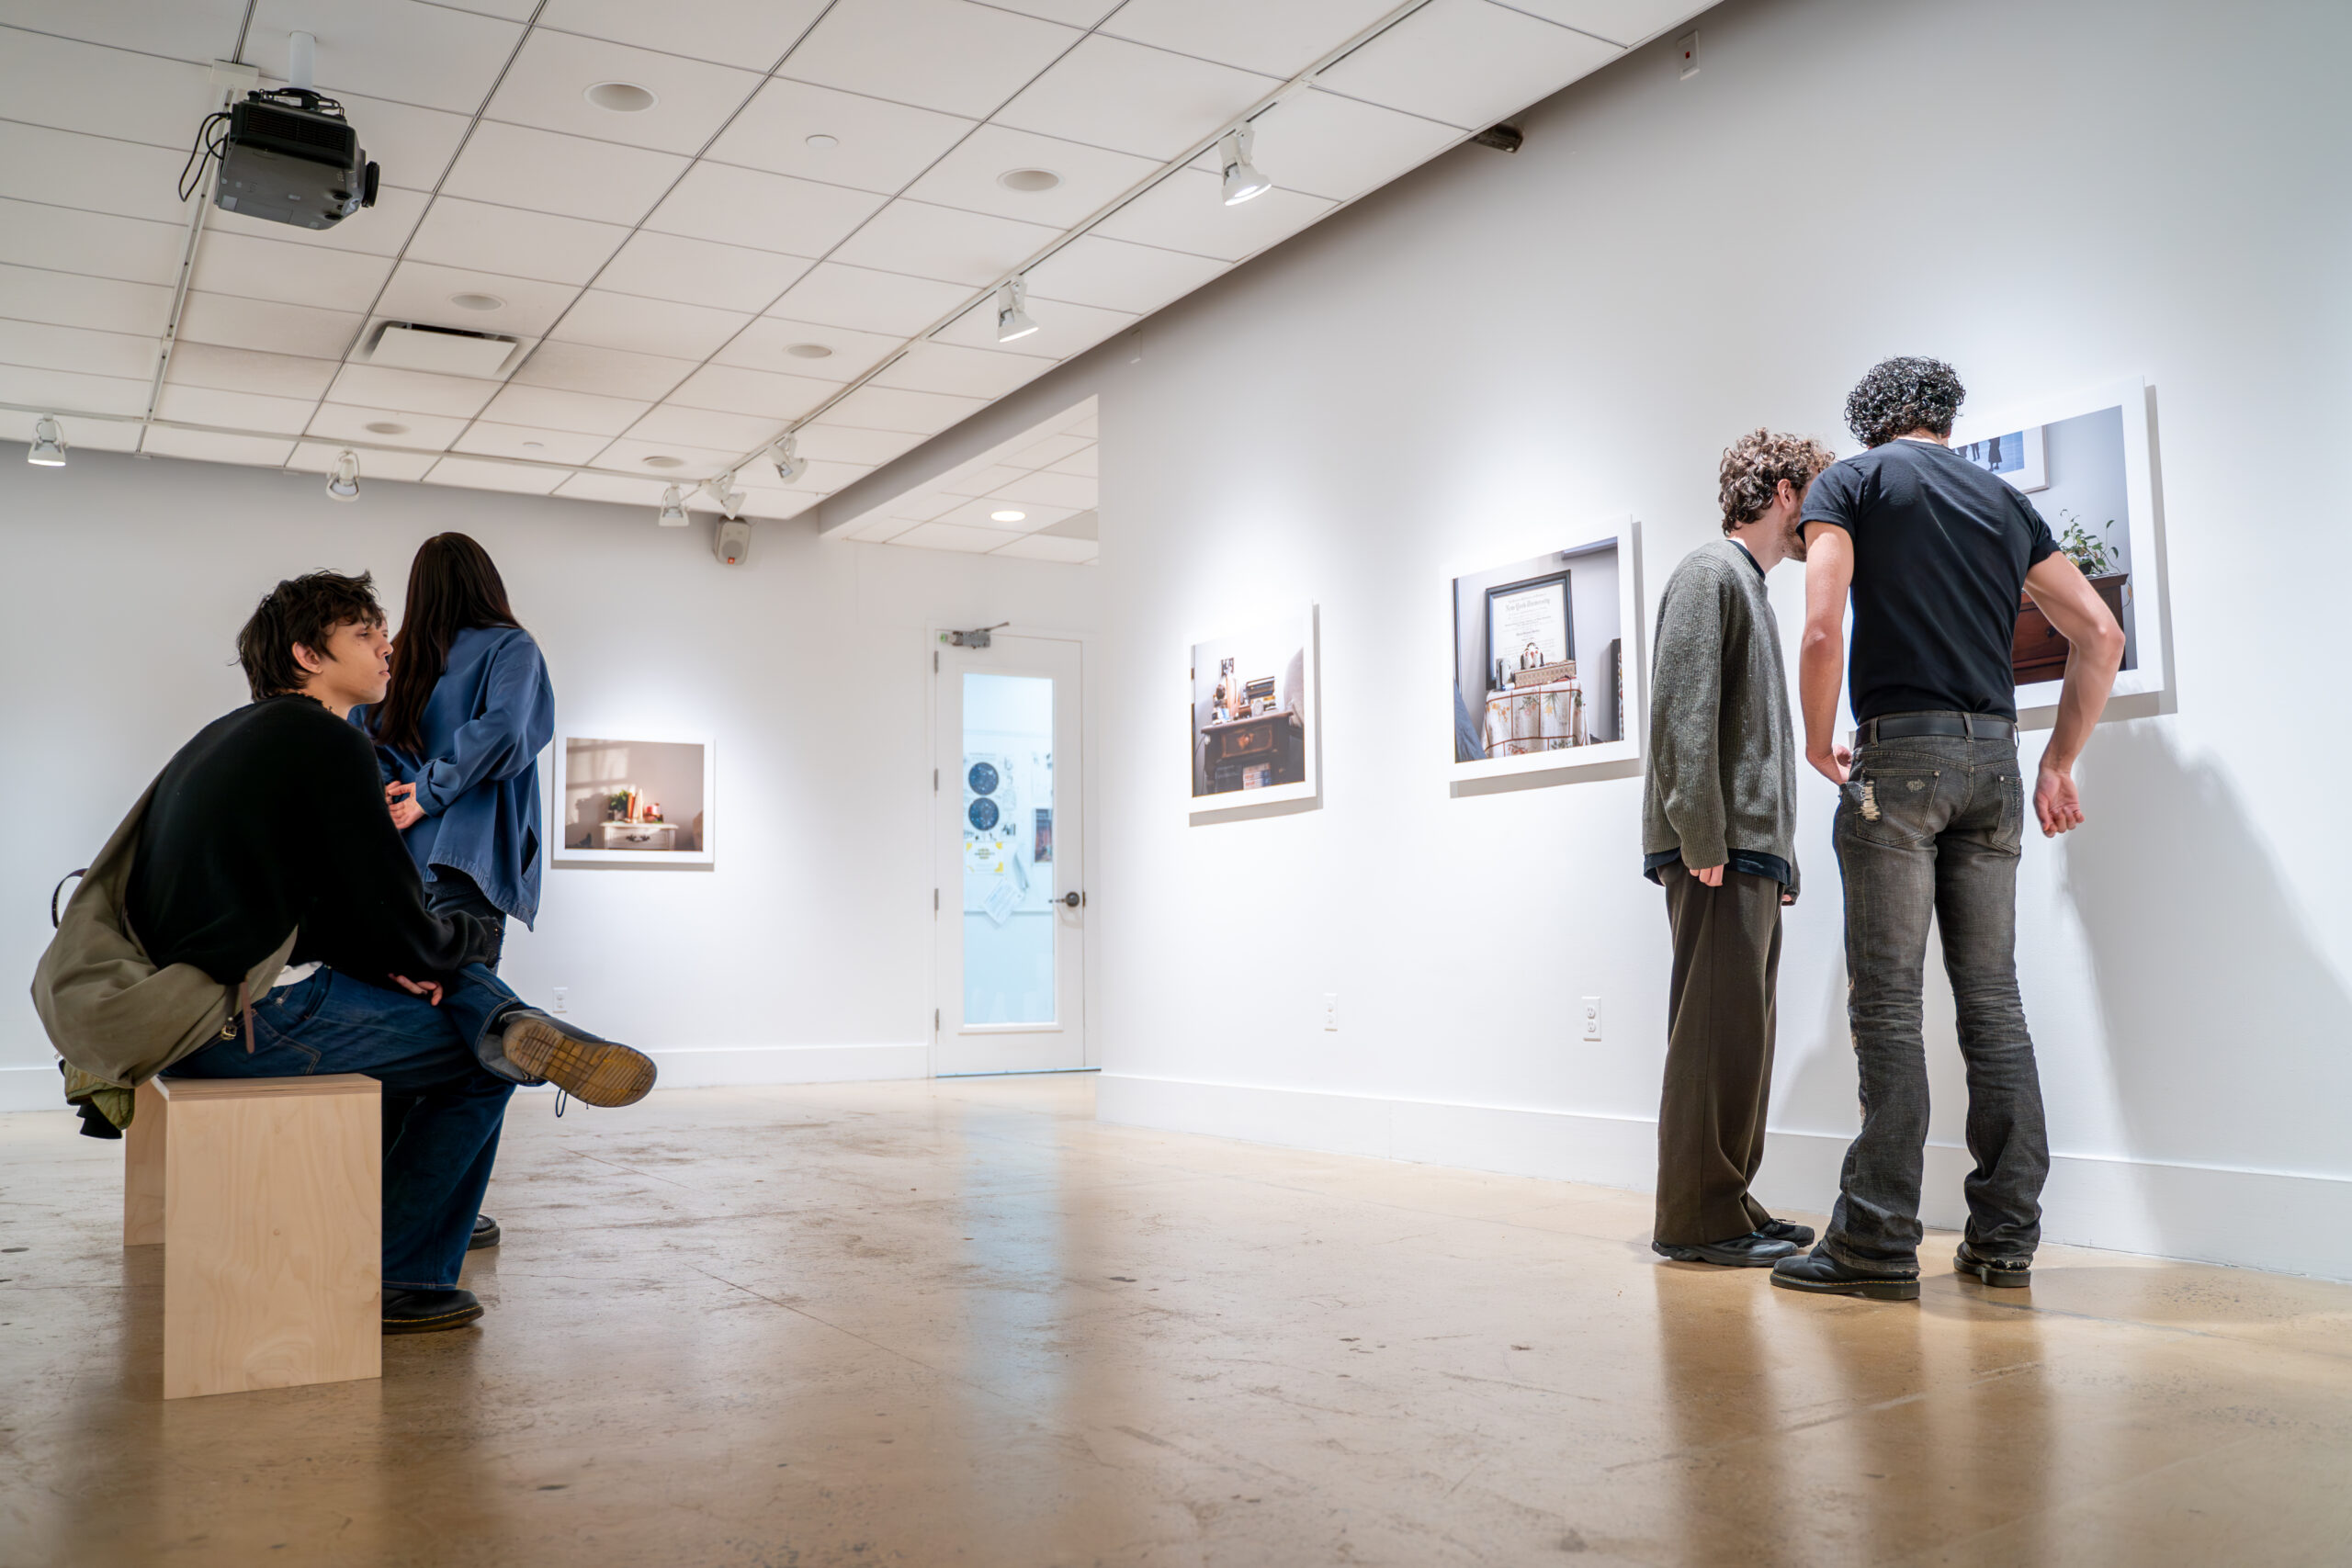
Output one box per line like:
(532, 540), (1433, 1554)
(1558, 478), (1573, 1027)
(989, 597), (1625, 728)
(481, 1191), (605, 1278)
(185, 33), (379, 231)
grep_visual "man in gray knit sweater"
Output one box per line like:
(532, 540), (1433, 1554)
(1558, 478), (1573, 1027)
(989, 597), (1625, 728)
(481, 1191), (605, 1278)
(1641, 430), (1835, 1267)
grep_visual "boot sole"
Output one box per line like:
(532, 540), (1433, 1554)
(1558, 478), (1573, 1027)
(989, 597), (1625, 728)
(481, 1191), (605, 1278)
(1770, 1270), (1921, 1301)
(503, 1016), (657, 1108)
(1652, 1241), (1790, 1268)
(1954, 1254), (2031, 1288)
(382, 1302), (484, 1335)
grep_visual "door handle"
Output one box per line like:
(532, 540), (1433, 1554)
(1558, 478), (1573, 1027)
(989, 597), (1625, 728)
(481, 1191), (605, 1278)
(1060, 891), (1086, 908)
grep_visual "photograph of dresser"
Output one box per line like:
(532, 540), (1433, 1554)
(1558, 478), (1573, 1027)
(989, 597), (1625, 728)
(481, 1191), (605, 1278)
(1200, 710), (1306, 794)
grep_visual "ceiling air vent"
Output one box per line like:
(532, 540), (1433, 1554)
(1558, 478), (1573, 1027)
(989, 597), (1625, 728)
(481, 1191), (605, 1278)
(367, 321), (521, 378)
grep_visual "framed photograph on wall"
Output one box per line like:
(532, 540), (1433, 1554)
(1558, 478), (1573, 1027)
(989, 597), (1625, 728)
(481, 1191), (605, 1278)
(1946, 378), (2166, 714)
(1446, 520), (1645, 787)
(1187, 604), (1318, 817)
(550, 734), (716, 867)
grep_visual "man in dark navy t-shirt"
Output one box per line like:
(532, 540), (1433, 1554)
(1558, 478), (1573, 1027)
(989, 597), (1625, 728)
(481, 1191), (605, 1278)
(1772, 358), (2125, 1302)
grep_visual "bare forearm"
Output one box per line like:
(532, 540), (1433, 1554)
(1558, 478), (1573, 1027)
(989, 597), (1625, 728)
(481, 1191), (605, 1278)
(1800, 628), (1843, 761)
(2044, 630), (2124, 773)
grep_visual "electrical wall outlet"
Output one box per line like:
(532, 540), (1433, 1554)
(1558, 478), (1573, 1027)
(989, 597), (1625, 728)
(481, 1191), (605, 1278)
(1580, 997), (1602, 1042)
(1322, 993), (1339, 1032)
(551, 987), (570, 1015)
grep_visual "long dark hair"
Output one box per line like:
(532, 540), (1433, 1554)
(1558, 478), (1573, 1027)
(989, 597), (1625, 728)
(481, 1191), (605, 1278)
(371, 533), (521, 754)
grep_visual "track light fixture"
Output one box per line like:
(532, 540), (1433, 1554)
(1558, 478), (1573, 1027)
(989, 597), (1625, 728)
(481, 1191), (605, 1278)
(26, 415), (67, 467)
(996, 278), (1038, 344)
(770, 434), (806, 484)
(324, 448), (360, 502)
(1218, 122), (1272, 206)
(717, 477), (747, 520)
(657, 484), (689, 526)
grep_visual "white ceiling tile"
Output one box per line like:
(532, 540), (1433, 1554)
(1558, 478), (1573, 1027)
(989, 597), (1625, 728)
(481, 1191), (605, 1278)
(0, 320), (155, 380)
(989, 533), (1098, 562)
(288, 439), (439, 482)
(595, 231), (813, 313)
(0, 29), (219, 149)
(0, 362), (153, 416)
(592, 437), (746, 482)
(1023, 233), (1226, 313)
(1066, 411), (1096, 436)
(305, 402), (469, 449)
(1004, 432), (1091, 469)
(792, 423), (930, 467)
(1205, 88), (1462, 202)
(1094, 168), (1335, 262)
(842, 513), (918, 542)
(209, 184), (430, 256)
(0, 264), (173, 337)
(0, 1), (248, 65)
(934, 495), (1073, 531)
(244, 1), (526, 114)
(485, 30), (764, 155)
(479, 381), (651, 434)
(821, 382), (986, 434)
(244, 89), (474, 197)
(622, 405), (782, 453)
(870, 341), (1051, 400)
(829, 199), (1060, 288)
(452, 421), (613, 464)
(0, 199), (183, 286)
(1046, 443), (1097, 476)
(441, 121), (690, 224)
(374, 260), (581, 337)
(326, 363), (502, 418)
(538, 0), (831, 66)
(510, 340), (696, 400)
(404, 198), (631, 288)
(988, 0), (1122, 22)
(781, 0), (1081, 120)
(665, 363), (838, 422)
(1103, 0), (1402, 76)
(1317, 0), (1620, 130)
(142, 427), (298, 467)
(189, 231), (394, 312)
(548, 290), (752, 360)
(550, 470), (675, 508)
(437, 0), (542, 21)
(764, 262), (972, 336)
(994, 35), (1278, 160)
(876, 490), (963, 523)
(888, 520), (1011, 553)
(705, 77), (977, 195)
(166, 343), (341, 400)
(1496, 0), (1702, 48)
(715, 317), (893, 382)
(988, 468), (1096, 508)
(932, 293), (1135, 360)
(424, 454), (567, 494)
(939, 463), (1032, 497)
(737, 454), (865, 491)
(177, 292), (365, 358)
(644, 163), (887, 258)
(0, 122), (193, 226)
(733, 489), (824, 521)
(899, 124), (1161, 229)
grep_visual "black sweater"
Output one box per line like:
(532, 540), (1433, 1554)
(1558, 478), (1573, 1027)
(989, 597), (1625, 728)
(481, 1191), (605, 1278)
(126, 694), (492, 987)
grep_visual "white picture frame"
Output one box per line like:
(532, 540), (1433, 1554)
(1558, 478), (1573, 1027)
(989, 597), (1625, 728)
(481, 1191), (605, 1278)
(1186, 604), (1320, 818)
(1445, 520), (1645, 788)
(1953, 424), (2048, 492)
(549, 733), (717, 868)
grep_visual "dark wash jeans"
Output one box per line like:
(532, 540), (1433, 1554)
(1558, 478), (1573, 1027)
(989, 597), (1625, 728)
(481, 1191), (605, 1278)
(165, 964), (526, 1291)
(1824, 727), (2049, 1274)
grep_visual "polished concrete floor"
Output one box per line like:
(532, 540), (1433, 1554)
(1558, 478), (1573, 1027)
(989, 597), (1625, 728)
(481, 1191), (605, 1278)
(4, 1075), (2350, 1567)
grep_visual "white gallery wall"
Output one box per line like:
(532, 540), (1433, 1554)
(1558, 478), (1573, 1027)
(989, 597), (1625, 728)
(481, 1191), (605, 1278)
(1037, 0), (2349, 1278)
(0, 452), (1098, 1105)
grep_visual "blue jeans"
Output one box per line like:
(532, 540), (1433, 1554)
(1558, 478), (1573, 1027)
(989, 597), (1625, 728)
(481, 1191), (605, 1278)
(165, 964), (526, 1291)
(1823, 728), (2049, 1274)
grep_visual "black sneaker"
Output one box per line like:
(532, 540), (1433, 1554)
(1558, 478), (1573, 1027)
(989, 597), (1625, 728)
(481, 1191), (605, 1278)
(1954, 1241), (2031, 1288)
(1652, 1232), (1798, 1268)
(383, 1287), (484, 1335)
(1770, 1249), (1920, 1300)
(1758, 1218), (1816, 1248)
(500, 1010), (657, 1107)
(469, 1213), (501, 1251)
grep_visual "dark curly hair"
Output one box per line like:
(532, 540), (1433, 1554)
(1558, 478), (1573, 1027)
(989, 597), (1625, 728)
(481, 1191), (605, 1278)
(1843, 356), (1965, 447)
(1719, 429), (1837, 534)
(234, 570), (383, 700)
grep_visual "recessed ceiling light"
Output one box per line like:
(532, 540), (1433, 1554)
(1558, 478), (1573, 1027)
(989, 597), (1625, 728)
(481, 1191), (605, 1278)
(584, 81), (657, 113)
(363, 421), (408, 435)
(990, 509), (1026, 523)
(641, 455), (685, 469)
(998, 168), (1060, 192)
(804, 133), (839, 150)
(448, 292), (504, 311)
(786, 342), (833, 359)
(521, 440), (545, 450)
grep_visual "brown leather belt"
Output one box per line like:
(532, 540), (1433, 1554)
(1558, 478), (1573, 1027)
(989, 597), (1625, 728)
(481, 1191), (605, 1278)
(1855, 713), (2017, 745)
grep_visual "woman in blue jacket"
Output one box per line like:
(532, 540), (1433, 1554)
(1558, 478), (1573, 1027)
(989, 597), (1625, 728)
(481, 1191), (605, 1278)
(357, 533), (554, 970)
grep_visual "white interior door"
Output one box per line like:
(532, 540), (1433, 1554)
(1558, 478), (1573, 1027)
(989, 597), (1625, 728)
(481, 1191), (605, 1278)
(934, 632), (1086, 1076)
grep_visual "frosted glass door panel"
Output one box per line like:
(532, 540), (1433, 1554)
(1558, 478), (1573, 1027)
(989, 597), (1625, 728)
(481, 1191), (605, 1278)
(960, 673), (1055, 1026)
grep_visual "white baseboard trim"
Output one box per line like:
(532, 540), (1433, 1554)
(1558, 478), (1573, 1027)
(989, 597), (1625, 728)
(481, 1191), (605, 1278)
(1095, 1072), (2352, 1282)
(0, 1063), (61, 1114)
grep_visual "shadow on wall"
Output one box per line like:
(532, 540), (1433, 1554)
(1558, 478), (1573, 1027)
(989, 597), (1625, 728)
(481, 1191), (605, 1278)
(2064, 723), (2352, 1178)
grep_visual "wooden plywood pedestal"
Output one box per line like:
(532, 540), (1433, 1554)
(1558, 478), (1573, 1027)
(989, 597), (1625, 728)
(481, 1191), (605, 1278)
(156, 1074), (382, 1401)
